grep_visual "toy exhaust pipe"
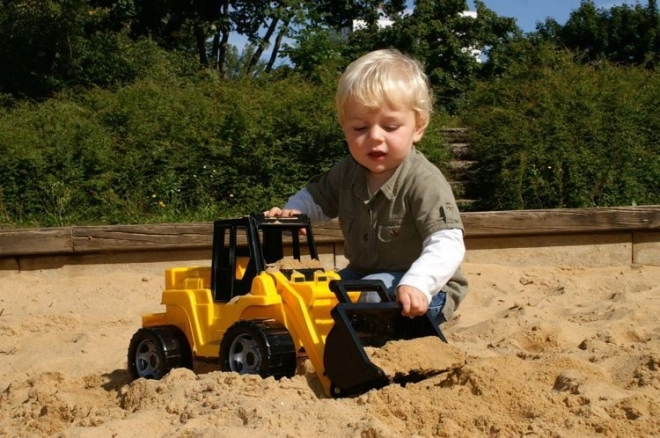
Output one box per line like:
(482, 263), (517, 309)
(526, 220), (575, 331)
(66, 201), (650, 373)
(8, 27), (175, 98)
(323, 280), (446, 398)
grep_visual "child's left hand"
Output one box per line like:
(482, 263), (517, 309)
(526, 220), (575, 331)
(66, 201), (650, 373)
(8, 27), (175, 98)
(396, 285), (429, 318)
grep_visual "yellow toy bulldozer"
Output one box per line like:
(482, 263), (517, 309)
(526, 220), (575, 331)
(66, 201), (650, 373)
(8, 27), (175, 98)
(127, 213), (445, 397)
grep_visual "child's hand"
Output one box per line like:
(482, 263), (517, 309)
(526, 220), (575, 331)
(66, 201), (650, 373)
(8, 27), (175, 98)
(263, 207), (302, 218)
(262, 207), (307, 235)
(396, 285), (429, 318)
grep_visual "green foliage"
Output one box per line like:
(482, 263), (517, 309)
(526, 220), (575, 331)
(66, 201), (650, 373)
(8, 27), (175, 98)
(2, 1), (660, 226)
(0, 42), (461, 226)
(0, 1), (136, 99)
(201, 73), (346, 215)
(535, 0), (660, 67)
(461, 47), (660, 210)
(283, 27), (347, 79)
(0, 48), (348, 226)
(282, 1), (521, 112)
(416, 116), (454, 174)
(0, 99), (115, 225)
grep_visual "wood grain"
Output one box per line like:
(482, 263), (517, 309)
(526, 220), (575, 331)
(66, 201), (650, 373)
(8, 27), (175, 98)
(1, 206), (658, 257)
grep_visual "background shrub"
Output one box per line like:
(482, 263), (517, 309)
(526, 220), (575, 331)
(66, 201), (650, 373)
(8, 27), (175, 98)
(0, 48), (453, 226)
(461, 47), (660, 210)
(2, 36), (658, 227)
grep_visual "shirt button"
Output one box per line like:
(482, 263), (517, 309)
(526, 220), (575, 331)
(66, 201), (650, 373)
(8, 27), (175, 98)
(363, 234), (369, 241)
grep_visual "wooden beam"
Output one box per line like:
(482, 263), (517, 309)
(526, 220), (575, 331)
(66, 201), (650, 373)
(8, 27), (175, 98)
(0, 206), (658, 257)
(72, 223), (214, 253)
(0, 228), (72, 255)
(461, 206), (659, 237)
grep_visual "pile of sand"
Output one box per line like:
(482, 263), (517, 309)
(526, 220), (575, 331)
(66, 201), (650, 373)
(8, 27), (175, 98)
(265, 256), (324, 272)
(364, 336), (466, 378)
(1, 262), (659, 437)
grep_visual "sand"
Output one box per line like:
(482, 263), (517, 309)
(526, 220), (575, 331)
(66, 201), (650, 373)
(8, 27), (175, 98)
(364, 337), (466, 379)
(1, 262), (659, 437)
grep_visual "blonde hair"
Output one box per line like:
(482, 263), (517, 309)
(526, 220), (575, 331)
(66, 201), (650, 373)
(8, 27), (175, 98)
(336, 49), (432, 128)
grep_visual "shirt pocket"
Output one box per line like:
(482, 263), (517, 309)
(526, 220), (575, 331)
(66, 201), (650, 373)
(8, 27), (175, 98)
(377, 220), (418, 243)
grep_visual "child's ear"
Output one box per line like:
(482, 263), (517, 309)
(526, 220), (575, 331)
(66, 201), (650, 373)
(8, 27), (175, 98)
(413, 121), (427, 143)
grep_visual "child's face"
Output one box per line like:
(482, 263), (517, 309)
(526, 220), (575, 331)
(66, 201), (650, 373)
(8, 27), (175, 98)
(342, 99), (425, 177)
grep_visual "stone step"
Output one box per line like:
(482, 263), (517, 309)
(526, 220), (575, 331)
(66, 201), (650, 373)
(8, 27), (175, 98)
(447, 143), (475, 160)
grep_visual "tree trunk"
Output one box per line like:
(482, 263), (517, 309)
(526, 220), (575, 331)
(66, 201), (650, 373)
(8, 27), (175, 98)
(248, 16), (280, 74)
(267, 19), (290, 72)
(194, 24), (209, 66)
(217, 0), (230, 77)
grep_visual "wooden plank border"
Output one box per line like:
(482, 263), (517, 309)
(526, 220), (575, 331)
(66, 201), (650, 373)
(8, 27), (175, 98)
(0, 227), (73, 255)
(0, 206), (658, 257)
(460, 206), (659, 237)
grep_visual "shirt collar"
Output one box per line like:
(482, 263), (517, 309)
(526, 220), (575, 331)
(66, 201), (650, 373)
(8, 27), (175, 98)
(378, 147), (417, 200)
(349, 147), (417, 202)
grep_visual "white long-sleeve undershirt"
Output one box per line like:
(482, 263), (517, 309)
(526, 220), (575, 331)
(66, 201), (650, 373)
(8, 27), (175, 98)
(284, 188), (465, 304)
(399, 228), (464, 305)
(284, 188), (331, 222)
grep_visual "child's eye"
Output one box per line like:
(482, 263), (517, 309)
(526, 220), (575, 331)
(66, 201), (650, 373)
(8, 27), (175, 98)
(384, 125), (400, 132)
(352, 126), (367, 132)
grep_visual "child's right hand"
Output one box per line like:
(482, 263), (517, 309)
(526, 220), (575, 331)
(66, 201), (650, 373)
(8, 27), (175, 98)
(263, 207), (307, 235)
(263, 207), (302, 218)
(396, 285), (429, 318)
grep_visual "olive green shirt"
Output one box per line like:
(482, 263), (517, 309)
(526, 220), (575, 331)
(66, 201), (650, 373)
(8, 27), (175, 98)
(306, 148), (469, 321)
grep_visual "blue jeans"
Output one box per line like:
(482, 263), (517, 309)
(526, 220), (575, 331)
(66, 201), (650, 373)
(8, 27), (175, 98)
(338, 268), (447, 325)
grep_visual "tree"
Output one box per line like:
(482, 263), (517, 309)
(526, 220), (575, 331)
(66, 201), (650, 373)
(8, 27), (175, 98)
(329, 0), (520, 113)
(102, 0), (307, 77)
(536, 0), (660, 67)
(231, 0), (301, 74)
(0, 0), (143, 100)
(92, 0), (226, 68)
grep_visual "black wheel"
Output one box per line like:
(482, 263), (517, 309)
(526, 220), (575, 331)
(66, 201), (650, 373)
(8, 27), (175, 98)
(127, 326), (193, 380)
(219, 319), (296, 379)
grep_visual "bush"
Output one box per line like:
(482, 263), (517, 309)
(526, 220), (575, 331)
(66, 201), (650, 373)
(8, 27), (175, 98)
(0, 50), (343, 225)
(0, 99), (113, 225)
(0, 60), (456, 227)
(462, 48), (660, 210)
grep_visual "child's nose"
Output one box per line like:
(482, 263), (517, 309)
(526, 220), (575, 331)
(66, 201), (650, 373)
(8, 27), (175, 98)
(367, 126), (385, 141)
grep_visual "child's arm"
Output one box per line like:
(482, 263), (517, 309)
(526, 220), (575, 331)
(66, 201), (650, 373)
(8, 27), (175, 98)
(264, 188), (332, 223)
(396, 228), (465, 317)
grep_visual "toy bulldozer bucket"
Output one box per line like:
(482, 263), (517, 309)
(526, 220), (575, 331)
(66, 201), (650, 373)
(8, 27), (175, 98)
(323, 280), (447, 398)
